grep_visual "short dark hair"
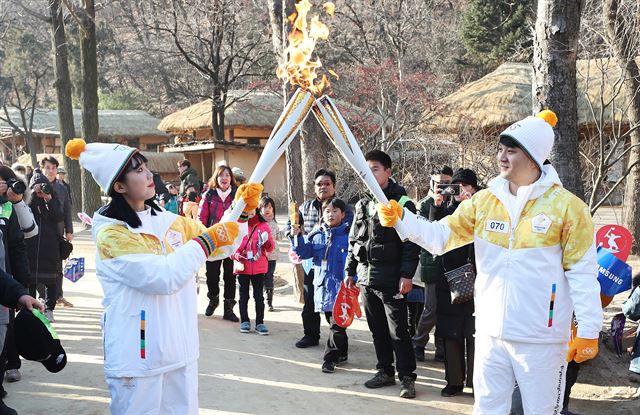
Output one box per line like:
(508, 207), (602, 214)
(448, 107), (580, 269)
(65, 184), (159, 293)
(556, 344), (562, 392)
(365, 150), (392, 170)
(178, 159), (191, 168)
(187, 191), (198, 202)
(322, 197), (346, 213)
(431, 165), (453, 176)
(40, 156), (59, 168)
(314, 169), (336, 185)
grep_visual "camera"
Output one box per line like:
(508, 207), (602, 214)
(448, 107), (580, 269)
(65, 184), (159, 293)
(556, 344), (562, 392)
(40, 182), (52, 195)
(436, 183), (461, 196)
(5, 178), (26, 195)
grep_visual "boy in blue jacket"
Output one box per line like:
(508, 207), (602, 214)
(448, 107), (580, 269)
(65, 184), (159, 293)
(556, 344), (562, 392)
(290, 198), (350, 373)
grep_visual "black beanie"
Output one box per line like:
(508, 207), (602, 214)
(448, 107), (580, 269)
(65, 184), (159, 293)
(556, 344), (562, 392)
(451, 168), (478, 189)
(29, 168), (49, 188)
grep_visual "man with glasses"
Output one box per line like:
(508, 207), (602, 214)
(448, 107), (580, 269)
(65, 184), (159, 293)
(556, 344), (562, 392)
(286, 169), (353, 348)
(412, 165), (453, 362)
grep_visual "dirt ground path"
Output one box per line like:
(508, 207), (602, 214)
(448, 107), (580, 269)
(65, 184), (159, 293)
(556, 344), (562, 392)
(4, 226), (638, 414)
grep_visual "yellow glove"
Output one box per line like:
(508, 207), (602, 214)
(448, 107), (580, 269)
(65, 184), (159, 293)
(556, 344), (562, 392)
(376, 200), (403, 227)
(235, 183), (263, 219)
(566, 337), (599, 363)
(194, 222), (239, 256)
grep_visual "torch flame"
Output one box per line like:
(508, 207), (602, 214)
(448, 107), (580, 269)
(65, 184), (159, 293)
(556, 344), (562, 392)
(277, 0), (336, 95)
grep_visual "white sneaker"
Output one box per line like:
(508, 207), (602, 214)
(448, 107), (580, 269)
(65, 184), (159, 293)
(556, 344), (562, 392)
(44, 309), (54, 322)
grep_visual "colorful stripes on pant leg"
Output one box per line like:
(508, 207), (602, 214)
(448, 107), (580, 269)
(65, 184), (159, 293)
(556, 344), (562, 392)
(548, 284), (556, 327)
(140, 310), (146, 359)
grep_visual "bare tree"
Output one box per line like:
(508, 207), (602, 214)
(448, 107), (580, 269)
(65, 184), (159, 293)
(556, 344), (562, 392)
(603, 0), (640, 252)
(49, 0), (81, 211)
(148, 0), (273, 140)
(0, 70), (48, 167)
(77, 0), (103, 214)
(532, 0), (585, 200)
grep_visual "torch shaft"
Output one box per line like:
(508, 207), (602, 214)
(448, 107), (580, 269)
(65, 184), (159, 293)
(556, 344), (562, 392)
(226, 88), (314, 222)
(312, 97), (410, 241)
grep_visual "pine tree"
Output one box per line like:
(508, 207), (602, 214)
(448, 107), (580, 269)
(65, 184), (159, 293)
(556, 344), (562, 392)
(461, 0), (534, 72)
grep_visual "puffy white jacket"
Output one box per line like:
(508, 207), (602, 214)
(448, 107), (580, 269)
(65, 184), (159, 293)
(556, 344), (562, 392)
(93, 206), (246, 378)
(400, 165), (602, 343)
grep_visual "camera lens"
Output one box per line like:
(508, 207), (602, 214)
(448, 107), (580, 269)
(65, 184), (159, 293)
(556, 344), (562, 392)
(6, 178), (25, 195)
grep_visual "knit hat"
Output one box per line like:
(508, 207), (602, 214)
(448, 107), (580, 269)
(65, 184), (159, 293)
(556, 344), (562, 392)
(29, 168), (49, 188)
(451, 168), (478, 189)
(57, 166), (66, 174)
(65, 138), (139, 193)
(499, 110), (558, 170)
(15, 309), (67, 373)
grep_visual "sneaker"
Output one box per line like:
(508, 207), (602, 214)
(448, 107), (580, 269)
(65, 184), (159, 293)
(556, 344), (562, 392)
(441, 384), (464, 397)
(364, 370), (396, 389)
(322, 360), (335, 373)
(255, 324), (269, 335)
(0, 401), (17, 415)
(239, 321), (251, 333)
(4, 370), (20, 383)
(400, 377), (416, 399)
(434, 353), (445, 363)
(44, 309), (54, 322)
(414, 346), (425, 362)
(268, 305), (275, 312)
(295, 336), (319, 348)
(57, 297), (73, 308)
(337, 354), (348, 365)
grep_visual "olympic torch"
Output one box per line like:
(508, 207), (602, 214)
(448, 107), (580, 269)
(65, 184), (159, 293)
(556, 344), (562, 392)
(312, 96), (409, 241)
(225, 89), (314, 222)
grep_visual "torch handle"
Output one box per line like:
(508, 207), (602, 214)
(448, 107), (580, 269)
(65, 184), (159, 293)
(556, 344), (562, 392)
(224, 88), (314, 222)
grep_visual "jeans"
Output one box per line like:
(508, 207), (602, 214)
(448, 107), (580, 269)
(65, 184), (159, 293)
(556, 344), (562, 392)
(412, 283), (437, 349)
(363, 285), (417, 381)
(302, 269), (320, 340)
(323, 312), (348, 363)
(237, 274), (265, 325)
(206, 258), (235, 301)
(264, 260), (276, 290)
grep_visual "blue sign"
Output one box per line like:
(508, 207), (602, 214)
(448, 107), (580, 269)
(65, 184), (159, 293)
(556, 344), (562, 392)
(597, 248), (632, 297)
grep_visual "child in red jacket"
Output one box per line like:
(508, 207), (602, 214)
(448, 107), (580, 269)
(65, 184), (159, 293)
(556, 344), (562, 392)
(233, 210), (275, 334)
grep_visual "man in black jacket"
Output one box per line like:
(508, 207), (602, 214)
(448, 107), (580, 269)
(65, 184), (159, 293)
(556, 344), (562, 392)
(344, 150), (419, 399)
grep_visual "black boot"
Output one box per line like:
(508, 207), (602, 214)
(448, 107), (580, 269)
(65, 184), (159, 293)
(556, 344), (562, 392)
(266, 288), (274, 311)
(205, 296), (219, 317)
(223, 299), (239, 322)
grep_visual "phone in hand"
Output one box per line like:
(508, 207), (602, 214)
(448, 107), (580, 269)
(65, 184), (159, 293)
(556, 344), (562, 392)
(436, 183), (461, 196)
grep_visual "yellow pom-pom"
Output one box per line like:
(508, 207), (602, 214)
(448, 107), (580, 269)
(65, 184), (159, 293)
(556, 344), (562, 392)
(65, 138), (86, 160)
(537, 110), (558, 128)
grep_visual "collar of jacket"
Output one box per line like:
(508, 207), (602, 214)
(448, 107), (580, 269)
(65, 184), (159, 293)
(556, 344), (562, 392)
(92, 205), (177, 239)
(381, 178), (407, 200)
(180, 167), (197, 181)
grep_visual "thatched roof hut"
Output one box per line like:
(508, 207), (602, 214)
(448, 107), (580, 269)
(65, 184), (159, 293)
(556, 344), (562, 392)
(0, 108), (168, 139)
(17, 151), (183, 182)
(423, 58), (639, 134)
(158, 90), (283, 135)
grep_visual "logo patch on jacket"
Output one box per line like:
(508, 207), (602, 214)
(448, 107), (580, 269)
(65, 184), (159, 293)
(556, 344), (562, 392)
(531, 213), (552, 234)
(166, 229), (184, 250)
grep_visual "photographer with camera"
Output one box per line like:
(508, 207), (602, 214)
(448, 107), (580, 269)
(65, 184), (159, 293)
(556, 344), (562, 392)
(40, 156), (73, 308)
(430, 168), (479, 397)
(25, 169), (63, 323)
(0, 166), (38, 413)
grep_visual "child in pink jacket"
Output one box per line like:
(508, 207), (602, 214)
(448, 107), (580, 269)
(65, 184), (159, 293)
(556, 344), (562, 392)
(232, 210), (274, 334)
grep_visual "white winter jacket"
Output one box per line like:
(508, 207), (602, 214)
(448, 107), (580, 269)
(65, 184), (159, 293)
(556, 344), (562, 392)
(400, 165), (602, 343)
(93, 206), (246, 378)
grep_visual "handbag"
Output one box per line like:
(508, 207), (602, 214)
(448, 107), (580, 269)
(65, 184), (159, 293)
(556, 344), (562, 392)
(63, 257), (85, 283)
(59, 235), (73, 260)
(444, 262), (475, 304)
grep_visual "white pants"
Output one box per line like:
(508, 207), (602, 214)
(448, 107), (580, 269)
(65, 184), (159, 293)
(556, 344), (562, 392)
(106, 361), (198, 415)
(473, 335), (567, 415)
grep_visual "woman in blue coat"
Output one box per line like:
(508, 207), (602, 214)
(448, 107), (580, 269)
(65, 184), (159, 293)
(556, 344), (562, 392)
(290, 198), (350, 374)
